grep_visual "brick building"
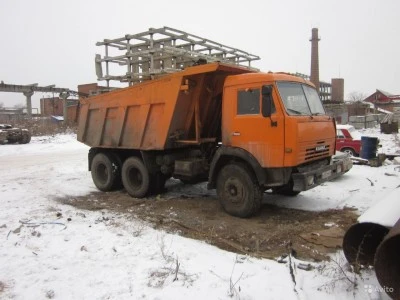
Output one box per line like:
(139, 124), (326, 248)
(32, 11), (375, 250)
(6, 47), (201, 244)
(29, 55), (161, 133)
(40, 97), (79, 122)
(78, 83), (111, 98)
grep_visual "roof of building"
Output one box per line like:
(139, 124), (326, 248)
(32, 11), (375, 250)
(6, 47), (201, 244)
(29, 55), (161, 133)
(376, 89), (393, 97)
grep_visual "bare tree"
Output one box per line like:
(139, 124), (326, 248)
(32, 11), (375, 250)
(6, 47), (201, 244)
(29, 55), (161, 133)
(347, 91), (367, 102)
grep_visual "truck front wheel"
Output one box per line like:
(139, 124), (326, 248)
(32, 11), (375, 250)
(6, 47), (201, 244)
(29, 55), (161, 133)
(91, 153), (120, 191)
(216, 163), (262, 218)
(20, 131), (31, 144)
(122, 157), (150, 198)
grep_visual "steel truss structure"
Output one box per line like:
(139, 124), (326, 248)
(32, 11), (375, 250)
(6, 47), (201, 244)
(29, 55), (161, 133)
(95, 26), (260, 86)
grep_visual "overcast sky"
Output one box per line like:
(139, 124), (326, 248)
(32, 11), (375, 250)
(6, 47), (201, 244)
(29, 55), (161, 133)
(1, 0), (399, 110)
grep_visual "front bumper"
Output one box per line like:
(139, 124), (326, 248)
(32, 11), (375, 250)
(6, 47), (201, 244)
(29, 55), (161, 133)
(292, 154), (353, 191)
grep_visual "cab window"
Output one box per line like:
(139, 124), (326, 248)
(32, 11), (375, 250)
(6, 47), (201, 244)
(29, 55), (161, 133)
(237, 89), (260, 115)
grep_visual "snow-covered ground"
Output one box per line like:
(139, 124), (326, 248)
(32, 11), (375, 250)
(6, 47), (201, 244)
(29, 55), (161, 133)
(0, 128), (399, 300)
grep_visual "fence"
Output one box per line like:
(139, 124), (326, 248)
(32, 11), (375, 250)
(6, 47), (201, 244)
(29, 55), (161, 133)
(349, 114), (385, 129)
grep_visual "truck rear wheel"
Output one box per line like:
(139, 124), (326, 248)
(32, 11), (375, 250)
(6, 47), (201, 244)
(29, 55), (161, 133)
(91, 153), (120, 191)
(122, 157), (150, 198)
(216, 163), (262, 218)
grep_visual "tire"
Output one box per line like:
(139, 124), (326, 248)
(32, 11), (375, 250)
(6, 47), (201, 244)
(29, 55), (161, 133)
(20, 132), (31, 144)
(121, 157), (150, 198)
(216, 163), (262, 218)
(341, 148), (356, 156)
(91, 152), (120, 191)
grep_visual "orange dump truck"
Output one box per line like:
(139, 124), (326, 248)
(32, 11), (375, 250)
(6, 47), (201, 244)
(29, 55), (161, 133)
(78, 62), (351, 217)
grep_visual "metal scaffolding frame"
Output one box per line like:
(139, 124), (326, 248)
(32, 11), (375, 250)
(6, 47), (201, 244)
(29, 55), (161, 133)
(95, 26), (260, 86)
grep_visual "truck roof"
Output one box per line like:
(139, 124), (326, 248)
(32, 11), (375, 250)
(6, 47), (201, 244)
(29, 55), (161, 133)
(224, 72), (314, 88)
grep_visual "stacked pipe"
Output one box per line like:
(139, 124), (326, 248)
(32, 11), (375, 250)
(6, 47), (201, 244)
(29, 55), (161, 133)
(343, 188), (400, 299)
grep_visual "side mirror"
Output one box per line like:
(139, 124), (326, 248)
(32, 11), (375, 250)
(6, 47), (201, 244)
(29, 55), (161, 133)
(262, 85), (273, 117)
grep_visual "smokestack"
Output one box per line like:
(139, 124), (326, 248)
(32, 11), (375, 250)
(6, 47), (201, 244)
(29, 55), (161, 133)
(310, 28), (320, 93)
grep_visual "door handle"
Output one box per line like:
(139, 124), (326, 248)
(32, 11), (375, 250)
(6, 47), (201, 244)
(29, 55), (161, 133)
(232, 132), (241, 136)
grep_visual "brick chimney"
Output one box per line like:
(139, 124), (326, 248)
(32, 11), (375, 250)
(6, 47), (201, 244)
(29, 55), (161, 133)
(310, 28), (320, 93)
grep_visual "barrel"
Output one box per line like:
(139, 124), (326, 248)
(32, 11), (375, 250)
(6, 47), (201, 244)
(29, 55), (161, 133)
(360, 136), (378, 159)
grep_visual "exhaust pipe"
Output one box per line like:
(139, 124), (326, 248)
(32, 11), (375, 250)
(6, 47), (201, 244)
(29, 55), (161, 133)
(374, 217), (400, 300)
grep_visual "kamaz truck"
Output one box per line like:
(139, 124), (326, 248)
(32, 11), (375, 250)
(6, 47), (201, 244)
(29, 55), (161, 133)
(77, 27), (351, 217)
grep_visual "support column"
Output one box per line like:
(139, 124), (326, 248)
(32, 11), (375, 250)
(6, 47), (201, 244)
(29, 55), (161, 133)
(23, 91), (34, 118)
(60, 91), (70, 124)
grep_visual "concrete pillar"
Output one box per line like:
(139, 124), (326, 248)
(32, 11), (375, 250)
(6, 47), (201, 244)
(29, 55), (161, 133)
(60, 92), (70, 124)
(23, 91), (34, 118)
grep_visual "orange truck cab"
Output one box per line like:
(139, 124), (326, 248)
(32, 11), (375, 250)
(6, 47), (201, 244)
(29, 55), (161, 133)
(78, 62), (352, 217)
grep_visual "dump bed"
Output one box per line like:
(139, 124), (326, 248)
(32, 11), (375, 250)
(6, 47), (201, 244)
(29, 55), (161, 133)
(77, 63), (253, 150)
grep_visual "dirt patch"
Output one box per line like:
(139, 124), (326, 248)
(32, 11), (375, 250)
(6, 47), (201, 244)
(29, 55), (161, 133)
(59, 185), (358, 262)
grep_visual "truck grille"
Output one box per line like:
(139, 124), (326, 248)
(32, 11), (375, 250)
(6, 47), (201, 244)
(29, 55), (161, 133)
(304, 144), (330, 161)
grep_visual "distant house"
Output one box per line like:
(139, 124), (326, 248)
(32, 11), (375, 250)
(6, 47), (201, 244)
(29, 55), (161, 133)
(364, 89), (400, 113)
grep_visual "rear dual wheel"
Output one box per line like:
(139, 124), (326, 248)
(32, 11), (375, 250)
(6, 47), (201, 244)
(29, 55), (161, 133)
(91, 152), (121, 191)
(121, 157), (150, 198)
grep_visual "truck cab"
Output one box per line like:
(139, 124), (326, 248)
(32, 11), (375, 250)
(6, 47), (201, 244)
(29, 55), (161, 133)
(205, 72), (348, 216)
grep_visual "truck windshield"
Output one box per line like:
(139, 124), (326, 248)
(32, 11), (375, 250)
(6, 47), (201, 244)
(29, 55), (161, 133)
(277, 82), (325, 116)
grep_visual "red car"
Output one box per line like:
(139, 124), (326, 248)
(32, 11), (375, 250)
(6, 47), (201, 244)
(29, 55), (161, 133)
(336, 124), (362, 156)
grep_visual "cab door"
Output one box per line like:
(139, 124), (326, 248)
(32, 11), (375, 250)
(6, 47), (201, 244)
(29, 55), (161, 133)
(222, 83), (285, 168)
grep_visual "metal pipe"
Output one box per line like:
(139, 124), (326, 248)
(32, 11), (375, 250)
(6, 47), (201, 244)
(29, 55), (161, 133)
(343, 222), (389, 266)
(343, 187), (400, 266)
(374, 217), (400, 300)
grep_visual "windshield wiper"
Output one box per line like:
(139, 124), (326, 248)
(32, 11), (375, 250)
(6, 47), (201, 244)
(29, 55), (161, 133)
(312, 112), (324, 116)
(287, 108), (303, 115)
